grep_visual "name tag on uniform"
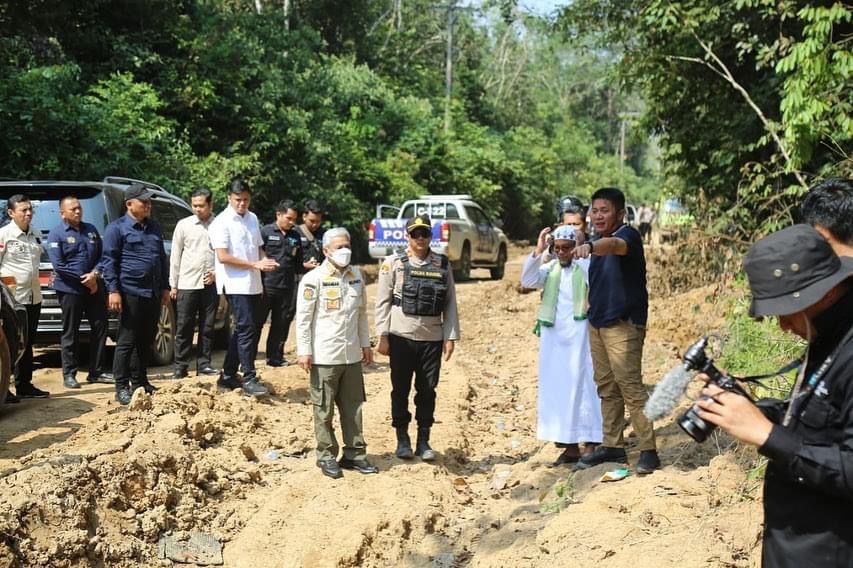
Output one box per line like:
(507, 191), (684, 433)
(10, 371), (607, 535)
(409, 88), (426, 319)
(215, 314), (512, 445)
(50, 242), (59, 248)
(67, 236), (76, 244)
(268, 235), (281, 241)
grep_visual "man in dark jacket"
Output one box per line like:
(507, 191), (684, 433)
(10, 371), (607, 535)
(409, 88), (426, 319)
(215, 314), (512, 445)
(46, 196), (113, 388)
(257, 199), (302, 366)
(696, 224), (853, 567)
(101, 184), (170, 405)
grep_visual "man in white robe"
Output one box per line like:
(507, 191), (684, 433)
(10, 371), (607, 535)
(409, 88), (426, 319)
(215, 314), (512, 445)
(521, 224), (603, 465)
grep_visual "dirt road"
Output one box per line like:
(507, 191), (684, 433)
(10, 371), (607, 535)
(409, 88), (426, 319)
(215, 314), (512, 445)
(0, 249), (763, 567)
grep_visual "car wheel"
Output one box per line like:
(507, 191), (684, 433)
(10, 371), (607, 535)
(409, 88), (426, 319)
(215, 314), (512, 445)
(454, 243), (471, 282)
(490, 245), (507, 280)
(0, 326), (10, 405)
(150, 302), (176, 366)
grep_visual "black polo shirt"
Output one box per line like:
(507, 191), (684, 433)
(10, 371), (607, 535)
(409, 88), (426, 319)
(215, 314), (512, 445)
(588, 224), (648, 328)
(260, 223), (302, 290)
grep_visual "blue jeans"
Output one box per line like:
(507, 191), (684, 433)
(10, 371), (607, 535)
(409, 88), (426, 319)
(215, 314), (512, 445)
(223, 294), (261, 381)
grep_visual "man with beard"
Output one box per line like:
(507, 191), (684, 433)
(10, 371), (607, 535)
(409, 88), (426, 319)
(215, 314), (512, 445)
(522, 224), (602, 465)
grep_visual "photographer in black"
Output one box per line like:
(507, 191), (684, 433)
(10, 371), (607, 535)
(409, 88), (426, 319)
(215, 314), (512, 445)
(695, 224), (853, 567)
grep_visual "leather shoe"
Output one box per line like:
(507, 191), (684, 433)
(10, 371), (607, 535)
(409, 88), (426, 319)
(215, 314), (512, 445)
(115, 387), (132, 405)
(317, 458), (343, 479)
(266, 359), (287, 368)
(4, 390), (20, 404)
(197, 365), (219, 376)
(217, 374), (242, 390)
(242, 378), (269, 397)
(573, 446), (627, 471)
(63, 375), (81, 389)
(339, 458), (379, 475)
(132, 382), (157, 395)
(174, 368), (189, 379)
(635, 450), (661, 475)
(86, 372), (115, 384)
(16, 384), (50, 398)
(553, 448), (581, 466)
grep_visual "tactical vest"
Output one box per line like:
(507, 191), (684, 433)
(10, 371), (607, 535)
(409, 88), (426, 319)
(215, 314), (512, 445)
(393, 251), (449, 316)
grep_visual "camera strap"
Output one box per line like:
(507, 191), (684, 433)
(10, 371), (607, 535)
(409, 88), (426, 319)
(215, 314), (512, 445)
(732, 357), (803, 385)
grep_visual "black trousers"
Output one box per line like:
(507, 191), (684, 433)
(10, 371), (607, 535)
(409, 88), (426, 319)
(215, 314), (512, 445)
(255, 286), (296, 362)
(15, 303), (41, 387)
(58, 289), (108, 378)
(223, 293), (261, 381)
(113, 294), (159, 390)
(174, 285), (217, 372)
(388, 333), (443, 428)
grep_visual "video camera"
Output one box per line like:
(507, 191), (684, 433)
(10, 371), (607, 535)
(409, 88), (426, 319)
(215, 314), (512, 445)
(645, 336), (753, 443)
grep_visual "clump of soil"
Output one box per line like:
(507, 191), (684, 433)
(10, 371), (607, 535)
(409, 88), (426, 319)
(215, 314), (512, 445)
(0, 382), (314, 567)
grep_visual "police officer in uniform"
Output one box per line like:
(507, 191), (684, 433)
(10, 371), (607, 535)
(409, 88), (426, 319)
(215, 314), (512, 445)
(375, 215), (460, 461)
(257, 199), (303, 366)
(298, 199), (326, 274)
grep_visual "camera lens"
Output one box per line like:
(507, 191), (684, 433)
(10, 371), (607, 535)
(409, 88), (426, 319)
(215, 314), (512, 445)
(677, 402), (716, 443)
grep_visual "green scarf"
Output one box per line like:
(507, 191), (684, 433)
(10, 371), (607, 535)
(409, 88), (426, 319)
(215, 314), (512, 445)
(533, 261), (587, 336)
(533, 261), (562, 336)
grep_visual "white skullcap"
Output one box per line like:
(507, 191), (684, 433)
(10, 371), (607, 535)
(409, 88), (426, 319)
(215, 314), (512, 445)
(552, 225), (578, 241)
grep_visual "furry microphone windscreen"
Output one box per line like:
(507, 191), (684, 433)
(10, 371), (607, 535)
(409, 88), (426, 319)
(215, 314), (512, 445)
(644, 364), (695, 421)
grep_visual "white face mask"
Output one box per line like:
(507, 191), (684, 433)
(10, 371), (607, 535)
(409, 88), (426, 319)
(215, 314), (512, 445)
(329, 247), (352, 268)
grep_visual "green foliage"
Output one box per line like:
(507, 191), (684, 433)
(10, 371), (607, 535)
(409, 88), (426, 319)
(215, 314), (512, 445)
(718, 278), (804, 399)
(558, 0), (853, 239)
(0, 0), (664, 252)
(540, 474), (577, 513)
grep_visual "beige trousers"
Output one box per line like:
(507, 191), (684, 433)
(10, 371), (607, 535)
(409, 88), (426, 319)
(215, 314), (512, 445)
(588, 320), (656, 451)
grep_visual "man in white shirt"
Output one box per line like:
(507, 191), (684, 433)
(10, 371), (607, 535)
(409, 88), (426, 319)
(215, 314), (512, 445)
(0, 194), (49, 401)
(209, 178), (278, 396)
(296, 227), (377, 479)
(170, 187), (219, 378)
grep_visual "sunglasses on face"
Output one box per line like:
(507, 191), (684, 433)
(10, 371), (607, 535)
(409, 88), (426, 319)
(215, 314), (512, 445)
(410, 230), (431, 239)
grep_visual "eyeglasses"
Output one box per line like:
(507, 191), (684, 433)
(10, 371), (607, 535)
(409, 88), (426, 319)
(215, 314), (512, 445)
(553, 243), (575, 252)
(410, 230), (431, 240)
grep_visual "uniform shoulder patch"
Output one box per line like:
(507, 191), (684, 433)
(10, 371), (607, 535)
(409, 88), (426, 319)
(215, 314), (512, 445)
(303, 286), (316, 300)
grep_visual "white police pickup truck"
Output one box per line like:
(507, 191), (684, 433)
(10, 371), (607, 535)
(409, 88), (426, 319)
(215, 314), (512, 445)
(368, 195), (509, 281)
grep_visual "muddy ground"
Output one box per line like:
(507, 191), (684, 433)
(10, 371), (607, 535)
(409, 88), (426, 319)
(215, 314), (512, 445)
(0, 245), (763, 567)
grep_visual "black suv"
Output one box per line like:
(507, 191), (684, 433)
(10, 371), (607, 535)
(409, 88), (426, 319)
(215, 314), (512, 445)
(0, 177), (229, 366)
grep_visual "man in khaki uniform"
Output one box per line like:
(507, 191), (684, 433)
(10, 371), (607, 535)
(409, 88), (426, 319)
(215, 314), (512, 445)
(0, 194), (50, 401)
(375, 215), (460, 461)
(296, 227), (377, 479)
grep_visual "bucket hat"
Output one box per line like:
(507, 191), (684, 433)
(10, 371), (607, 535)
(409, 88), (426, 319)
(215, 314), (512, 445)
(745, 224), (853, 317)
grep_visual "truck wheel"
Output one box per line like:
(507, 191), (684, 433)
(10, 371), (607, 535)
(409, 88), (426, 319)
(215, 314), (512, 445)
(454, 244), (471, 282)
(150, 302), (176, 366)
(0, 326), (9, 405)
(490, 245), (507, 280)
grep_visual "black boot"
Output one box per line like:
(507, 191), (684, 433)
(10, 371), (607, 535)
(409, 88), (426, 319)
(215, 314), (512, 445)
(395, 426), (414, 459)
(415, 426), (436, 461)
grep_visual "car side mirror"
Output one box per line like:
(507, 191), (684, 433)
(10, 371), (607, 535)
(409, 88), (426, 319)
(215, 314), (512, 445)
(492, 218), (503, 229)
